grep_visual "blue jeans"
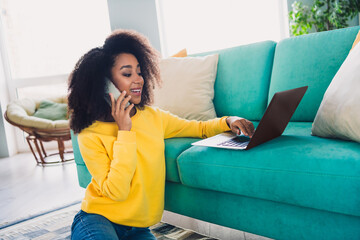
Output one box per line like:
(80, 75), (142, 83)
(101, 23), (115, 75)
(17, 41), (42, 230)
(71, 210), (157, 240)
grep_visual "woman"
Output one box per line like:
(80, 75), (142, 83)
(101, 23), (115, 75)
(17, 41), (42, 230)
(68, 29), (254, 240)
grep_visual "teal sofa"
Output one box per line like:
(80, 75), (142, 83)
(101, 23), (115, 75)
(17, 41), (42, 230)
(71, 26), (360, 240)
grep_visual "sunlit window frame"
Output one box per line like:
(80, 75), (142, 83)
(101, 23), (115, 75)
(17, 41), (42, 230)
(156, 0), (290, 58)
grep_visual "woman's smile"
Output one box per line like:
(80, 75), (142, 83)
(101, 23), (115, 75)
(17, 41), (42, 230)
(130, 87), (142, 97)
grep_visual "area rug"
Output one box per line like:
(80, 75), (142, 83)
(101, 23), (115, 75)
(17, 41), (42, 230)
(0, 203), (217, 240)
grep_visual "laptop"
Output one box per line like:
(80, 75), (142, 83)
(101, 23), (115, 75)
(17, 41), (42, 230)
(191, 86), (308, 150)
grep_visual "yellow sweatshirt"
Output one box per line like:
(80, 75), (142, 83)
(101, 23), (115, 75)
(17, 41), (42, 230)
(78, 106), (231, 227)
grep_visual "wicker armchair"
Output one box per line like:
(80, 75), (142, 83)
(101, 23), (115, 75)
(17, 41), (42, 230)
(4, 96), (73, 165)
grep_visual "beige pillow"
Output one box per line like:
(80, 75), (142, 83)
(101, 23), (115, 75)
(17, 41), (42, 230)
(153, 54), (219, 121)
(311, 41), (360, 142)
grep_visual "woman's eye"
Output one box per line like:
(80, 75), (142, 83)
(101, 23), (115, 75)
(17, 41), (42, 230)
(123, 74), (131, 77)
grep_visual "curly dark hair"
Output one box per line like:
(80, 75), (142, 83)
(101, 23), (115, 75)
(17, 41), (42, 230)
(68, 29), (161, 134)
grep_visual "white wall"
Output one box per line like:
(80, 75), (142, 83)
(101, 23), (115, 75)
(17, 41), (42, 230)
(0, 15), (16, 157)
(0, 105), (9, 157)
(106, 0), (162, 53)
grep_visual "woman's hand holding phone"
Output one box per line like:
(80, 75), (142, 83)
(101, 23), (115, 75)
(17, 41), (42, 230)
(110, 91), (135, 131)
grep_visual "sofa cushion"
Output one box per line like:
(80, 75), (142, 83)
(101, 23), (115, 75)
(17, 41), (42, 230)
(170, 48), (187, 57)
(6, 97), (69, 129)
(164, 138), (200, 183)
(177, 122), (360, 217)
(193, 41), (276, 121)
(154, 54), (219, 121)
(351, 30), (360, 50)
(33, 100), (68, 120)
(269, 26), (360, 122)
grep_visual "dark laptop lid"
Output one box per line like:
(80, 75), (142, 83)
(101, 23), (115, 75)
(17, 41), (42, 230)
(246, 86), (308, 150)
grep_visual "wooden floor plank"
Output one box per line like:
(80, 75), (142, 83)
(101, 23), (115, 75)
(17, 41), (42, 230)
(0, 152), (85, 224)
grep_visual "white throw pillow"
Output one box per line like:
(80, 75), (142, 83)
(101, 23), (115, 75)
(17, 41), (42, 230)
(153, 54), (219, 121)
(311, 42), (360, 142)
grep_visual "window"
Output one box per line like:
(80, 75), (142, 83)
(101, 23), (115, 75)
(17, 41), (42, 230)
(0, 0), (111, 152)
(1, 0), (111, 79)
(157, 0), (289, 57)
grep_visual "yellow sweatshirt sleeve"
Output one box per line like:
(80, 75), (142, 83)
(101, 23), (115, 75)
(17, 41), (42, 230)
(160, 110), (231, 139)
(78, 130), (137, 202)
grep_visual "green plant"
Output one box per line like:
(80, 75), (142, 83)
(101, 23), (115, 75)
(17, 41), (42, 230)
(289, 0), (360, 36)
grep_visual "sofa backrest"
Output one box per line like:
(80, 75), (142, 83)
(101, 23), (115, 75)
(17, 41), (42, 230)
(269, 26), (360, 122)
(194, 41), (276, 121)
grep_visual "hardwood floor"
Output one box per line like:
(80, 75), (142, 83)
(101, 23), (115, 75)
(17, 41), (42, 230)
(0, 151), (85, 225)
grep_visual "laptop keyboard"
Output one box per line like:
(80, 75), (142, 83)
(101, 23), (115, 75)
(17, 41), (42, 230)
(217, 136), (250, 148)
